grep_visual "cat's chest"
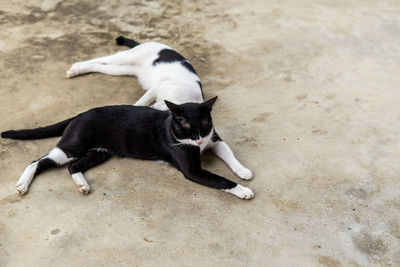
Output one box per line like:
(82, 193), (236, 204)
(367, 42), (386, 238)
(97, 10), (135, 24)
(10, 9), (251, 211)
(200, 140), (212, 153)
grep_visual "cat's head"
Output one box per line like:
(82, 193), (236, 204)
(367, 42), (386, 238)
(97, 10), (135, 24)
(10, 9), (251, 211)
(165, 97), (217, 150)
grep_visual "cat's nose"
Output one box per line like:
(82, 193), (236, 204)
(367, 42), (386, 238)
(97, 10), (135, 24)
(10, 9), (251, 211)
(196, 139), (202, 145)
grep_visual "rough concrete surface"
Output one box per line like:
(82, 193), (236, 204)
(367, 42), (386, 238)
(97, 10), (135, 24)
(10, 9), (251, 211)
(0, 0), (400, 266)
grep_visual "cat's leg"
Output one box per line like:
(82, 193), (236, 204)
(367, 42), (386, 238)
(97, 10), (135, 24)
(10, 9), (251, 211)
(16, 147), (75, 194)
(208, 131), (252, 180)
(150, 101), (169, 110)
(66, 63), (137, 78)
(134, 88), (157, 106)
(67, 50), (138, 77)
(78, 50), (136, 65)
(66, 48), (146, 78)
(172, 147), (254, 199)
(185, 169), (254, 199)
(67, 149), (111, 194)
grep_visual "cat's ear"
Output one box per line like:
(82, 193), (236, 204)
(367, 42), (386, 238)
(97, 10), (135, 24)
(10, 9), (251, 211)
(201, 96), (218, 112)
(164, 100), (182, 114)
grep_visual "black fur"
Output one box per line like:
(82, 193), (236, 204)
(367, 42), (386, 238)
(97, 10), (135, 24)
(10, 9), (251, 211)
(153, 49), (197, 73)
(153, 49), (186, 64)
(68, 149), (111, 174)
(197, 81), (204, 99)
(211, 131), (222, 143)
(2, 100), (237, 191)
(181, 61), (197, 74)
(1, 118), (74, 140)
(115, 35), (140, 48)
(35, 158), (58, 175)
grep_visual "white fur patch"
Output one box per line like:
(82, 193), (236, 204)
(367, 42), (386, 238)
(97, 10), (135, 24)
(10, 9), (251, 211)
(211, 141), (252, 180)
(47, 147), (74, 165)
(151, 101), (169, 110)
(175, 129), (214, 153)
(154, 160), (170, 165)
(15, 147), (75, 194)
(234, 167), (253, 180)
(67, 41), (204, 109)
(71, 172), (90, 194)
(16, 161), (39, 194)
(222, 184), (254, 199)
(91, 147), (109, 153)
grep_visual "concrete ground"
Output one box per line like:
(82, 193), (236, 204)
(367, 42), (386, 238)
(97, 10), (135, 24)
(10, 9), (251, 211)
(1, 0), (400, 266)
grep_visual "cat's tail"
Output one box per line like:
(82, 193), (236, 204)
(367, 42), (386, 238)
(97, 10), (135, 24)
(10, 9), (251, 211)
(1, 117), (74, 140)
(115, 36), (140, 48)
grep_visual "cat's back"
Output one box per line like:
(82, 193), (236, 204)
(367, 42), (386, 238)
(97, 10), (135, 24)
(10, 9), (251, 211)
(62, 105), (171, 158)
(128, 41), (172, 66)
(132, 43), (203, 103)
(132, 41), (172, 53)
(84, 105), (167, 122)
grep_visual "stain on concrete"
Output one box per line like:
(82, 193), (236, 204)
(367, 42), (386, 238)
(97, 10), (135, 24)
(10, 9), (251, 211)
(143, 237), (153, 243)
(312, 129), (328, 135)
(51, 229), (60, 235)
(0, 222), (9, 266)
(296, 93), (308, 100)
(345, 187), (369, 200)
(208, 242), (223, 252)
(252, 112), (272, 122)
(352, 232), (387, 258)
(3, 32), (115, 72)
(318, 256), (340, 267)
(388, 219), (400, 240)
(0, 194), (22, 205)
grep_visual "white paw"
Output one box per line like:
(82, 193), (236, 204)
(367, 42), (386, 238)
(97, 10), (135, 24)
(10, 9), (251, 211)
(78, 184), (90, 194)
(66, 69), (76, 78)
(66, 62), (85, 78)
(16, 183), (28, 195)
(222, 184), (254, 200)
(234, 167), (253, 180)
(154, 160), (171, 165)
(151, 102), (168, 110)
(71, 172), (90, 194)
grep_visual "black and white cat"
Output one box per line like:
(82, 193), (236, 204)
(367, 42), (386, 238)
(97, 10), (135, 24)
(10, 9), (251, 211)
(1, 98), (254, 199)
(67, 36), (203, 110)
(66, 36), (252, 180)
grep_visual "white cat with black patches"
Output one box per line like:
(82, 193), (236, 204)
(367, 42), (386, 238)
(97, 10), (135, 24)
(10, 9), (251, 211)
(67, 36), (203, 110)
(67, 36), (253, 181)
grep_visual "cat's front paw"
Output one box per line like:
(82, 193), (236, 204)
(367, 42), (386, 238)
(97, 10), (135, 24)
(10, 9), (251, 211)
(222, 184), (254, 200)
(78, 184), (90, 194)
(234, 167), (253, 180)
(16, 183), (28, 195)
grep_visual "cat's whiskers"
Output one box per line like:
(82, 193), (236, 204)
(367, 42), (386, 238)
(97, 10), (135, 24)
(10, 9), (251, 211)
(168, 141), (196, 150)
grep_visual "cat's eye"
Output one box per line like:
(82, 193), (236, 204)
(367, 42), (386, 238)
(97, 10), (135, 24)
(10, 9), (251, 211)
(181, 121), (191, 129)
(175, 115), (185, 122)
(175, 116), (191, 129)
(201, 116), (210, 126)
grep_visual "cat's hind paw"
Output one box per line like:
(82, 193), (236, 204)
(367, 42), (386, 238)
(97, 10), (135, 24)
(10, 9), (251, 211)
(234, 167), (253, 180)
(66, 62), (85, 78)
(66, 69), (76, 78)
(66, 67), (81, 78)
(222, 184), (254, 200)
(71, 172), (90, 194)
(78, 184), (90, 194)
(16, 183), (28, 195)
